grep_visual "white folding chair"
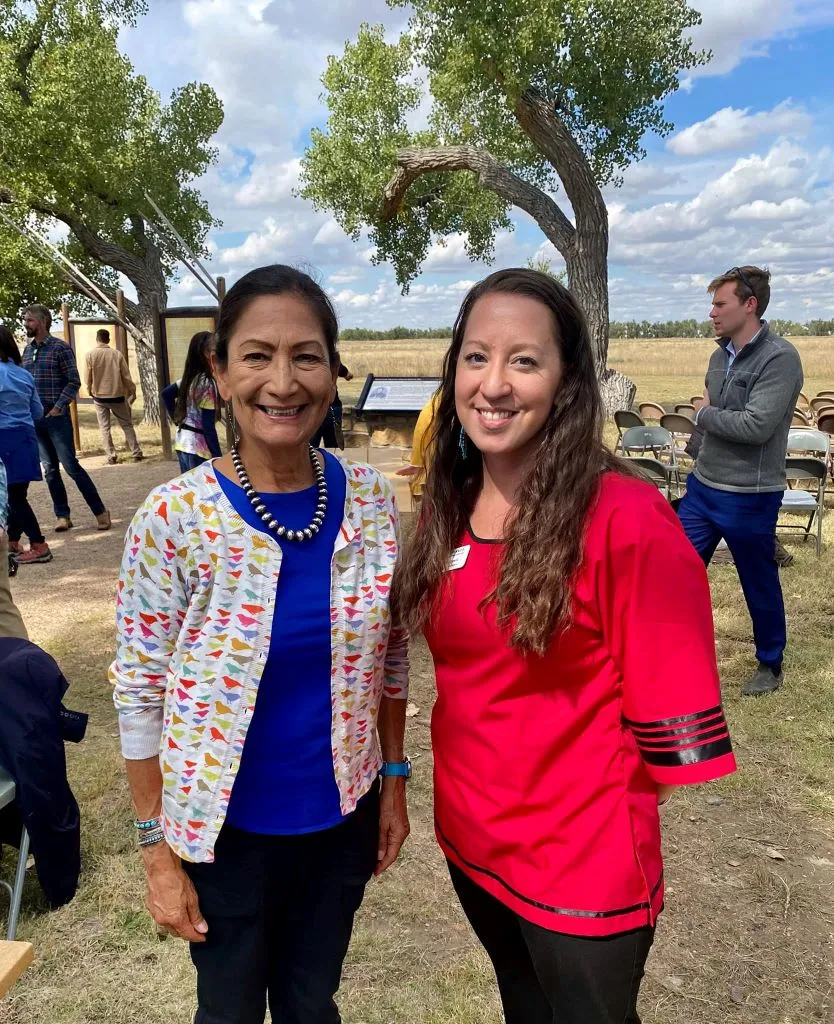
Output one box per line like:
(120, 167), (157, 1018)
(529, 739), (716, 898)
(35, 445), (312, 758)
(0, 769), (30, 941)
(779, 457), (827, 557)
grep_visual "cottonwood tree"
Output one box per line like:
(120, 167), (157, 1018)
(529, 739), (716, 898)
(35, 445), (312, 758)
(300, 1), (708, 411)
(0, 0), (223, 418)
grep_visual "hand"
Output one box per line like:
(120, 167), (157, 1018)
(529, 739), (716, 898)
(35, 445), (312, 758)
(46, 407), (63, 417)
(701, 387), (710, 410)
(344, 371), (354, 381)
(395, 465), (419, 477)
(142, 842), (208, 942)
(375, 777), (410, 876)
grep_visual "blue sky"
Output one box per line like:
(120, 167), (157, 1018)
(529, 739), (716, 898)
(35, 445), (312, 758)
(122, 0), (834, 327)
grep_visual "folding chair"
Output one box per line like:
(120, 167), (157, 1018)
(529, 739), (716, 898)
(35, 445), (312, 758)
(613, 409), (644, 453)
(621, 425), (681, 495)
(637, 402), (665, 422)
(660, 414), (695, 472)
(810, 397), (834, 418)
(797, 391), (810, 411)
(779, 457), (827, 556)
(792, 409), (811, 427)
(815, 413), (834, 481)
(674, 403), (696, 418)
(815, 390), (834, 400)
(618, 456), (674, 500)
(0, 769), (30, 941)
(786, 429), (829, 459)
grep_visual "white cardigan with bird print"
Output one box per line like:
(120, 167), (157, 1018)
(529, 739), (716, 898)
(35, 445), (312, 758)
(110, 458), (408, 862)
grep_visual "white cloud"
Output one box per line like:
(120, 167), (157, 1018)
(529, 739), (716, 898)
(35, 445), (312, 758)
(235, 158), (301, 208)
(728, 197), (813, 221)
(687, 0), (834, 77)
(667, 102), (811, 157)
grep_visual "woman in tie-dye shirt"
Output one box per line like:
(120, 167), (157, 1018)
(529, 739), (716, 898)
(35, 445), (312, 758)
(111, 265), (410, 1024)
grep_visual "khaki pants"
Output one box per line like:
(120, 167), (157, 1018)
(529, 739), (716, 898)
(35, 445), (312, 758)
(0, 538), (28, 640)
(94, 400), (142, 460)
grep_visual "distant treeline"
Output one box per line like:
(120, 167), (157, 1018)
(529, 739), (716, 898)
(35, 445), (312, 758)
(341, 320), (834, 340)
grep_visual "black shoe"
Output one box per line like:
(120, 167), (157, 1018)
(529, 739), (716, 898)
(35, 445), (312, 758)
(133, 452), (144, 462)
(742, 662), (783, 697)
(106, 456), (118, 465)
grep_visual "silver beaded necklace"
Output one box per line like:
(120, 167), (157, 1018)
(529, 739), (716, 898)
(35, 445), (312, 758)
(230, 442), (327, 542)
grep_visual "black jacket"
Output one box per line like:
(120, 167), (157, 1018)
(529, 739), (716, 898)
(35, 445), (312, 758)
(0, 638), (87, 908)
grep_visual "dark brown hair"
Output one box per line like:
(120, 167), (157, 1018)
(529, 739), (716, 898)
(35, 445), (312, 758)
(392, 268), (623, 655)
(214, 264), (339, 370)
(0, 325), (22, 364)
(708, 265), (770, 316)
(173, 331), (219, 427)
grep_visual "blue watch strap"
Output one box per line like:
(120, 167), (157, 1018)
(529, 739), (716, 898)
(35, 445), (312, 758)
(380, 757), (412, 778)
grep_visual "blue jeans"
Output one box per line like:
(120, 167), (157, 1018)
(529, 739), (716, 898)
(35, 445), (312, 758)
(176, 451), (208, 474)
(36, 411), (105, 519)
(679, 473), (785, 667)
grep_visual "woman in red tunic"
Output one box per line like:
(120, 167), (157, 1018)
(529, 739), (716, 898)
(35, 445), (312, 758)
(393, 269), (737, 1024)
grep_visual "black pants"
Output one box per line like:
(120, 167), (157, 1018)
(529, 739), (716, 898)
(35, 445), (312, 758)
(448, 862), (654, 1024)
(7, 483), (46, 545)
(183, 785), (379, 1024)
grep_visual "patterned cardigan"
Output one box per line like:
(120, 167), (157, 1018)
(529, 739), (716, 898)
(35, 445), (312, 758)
(110, 458), (408, 863)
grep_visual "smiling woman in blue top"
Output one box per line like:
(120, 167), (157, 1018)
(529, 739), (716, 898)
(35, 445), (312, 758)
(112, 265), (410, 1024)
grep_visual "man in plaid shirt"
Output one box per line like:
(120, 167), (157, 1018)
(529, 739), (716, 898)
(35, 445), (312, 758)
(22, 305), (110, 533)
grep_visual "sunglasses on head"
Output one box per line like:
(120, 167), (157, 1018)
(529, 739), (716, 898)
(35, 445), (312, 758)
(728, 266), (755, 297)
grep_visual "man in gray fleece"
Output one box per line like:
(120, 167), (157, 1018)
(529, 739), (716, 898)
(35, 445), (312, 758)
(678, 266), (803, 697)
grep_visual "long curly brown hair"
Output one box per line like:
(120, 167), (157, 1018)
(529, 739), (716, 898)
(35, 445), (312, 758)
(392, 268), (625, 655)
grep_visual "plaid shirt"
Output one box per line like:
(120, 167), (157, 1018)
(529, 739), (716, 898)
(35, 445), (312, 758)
(22, 335), (81, 413)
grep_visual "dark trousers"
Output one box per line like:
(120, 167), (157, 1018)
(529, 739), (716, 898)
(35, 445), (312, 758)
(183, 785), (379, 1024)
(35, 411), (105, 519)
(678, 473), (785, 667)
(448, 862), (654, 1024)
(176, 451), (208, 474)
(7, 483), (45, 545)
(311, 397), (344, 449)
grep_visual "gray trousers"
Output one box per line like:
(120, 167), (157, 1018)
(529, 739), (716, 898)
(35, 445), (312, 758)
(94, 400), (142, 459)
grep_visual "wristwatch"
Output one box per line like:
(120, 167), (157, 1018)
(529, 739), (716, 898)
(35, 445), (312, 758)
(380, 757), (412, 779)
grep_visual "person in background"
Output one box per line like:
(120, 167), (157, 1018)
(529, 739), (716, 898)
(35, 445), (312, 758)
(393, 269), (736, 1024)
(21, 304), (110, 533)
(161, 330), (222, 473)
(311, 361), (353, 448)
(0, 325), (51, 565)
(111, 265), (409, 1024)
(678, 266), (803, 696)
(0, 457), (28, 640)
(85, 328), (143, 465)
(395, 390), (440, 503)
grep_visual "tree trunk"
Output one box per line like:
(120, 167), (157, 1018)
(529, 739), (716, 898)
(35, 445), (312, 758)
(565, 232), (636, 416)
(133, 302), (161, 427)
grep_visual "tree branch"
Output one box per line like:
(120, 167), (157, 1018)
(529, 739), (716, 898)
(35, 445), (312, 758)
(12, 0), (59, 107)
(380, 145), (576, 257)
(512, 89), (607, 238)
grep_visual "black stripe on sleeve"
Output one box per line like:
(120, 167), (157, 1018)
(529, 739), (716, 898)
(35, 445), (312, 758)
(637, 735), (733, 768)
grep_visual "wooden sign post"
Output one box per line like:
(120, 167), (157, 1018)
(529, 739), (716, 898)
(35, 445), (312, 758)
(150, 294), (174, 461)
(217, 276), (236, 452)
(61, 303), (82, 452)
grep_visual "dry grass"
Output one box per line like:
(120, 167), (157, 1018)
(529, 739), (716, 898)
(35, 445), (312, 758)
(2, 356), (834, 1023)
(337, 336), (834, 409)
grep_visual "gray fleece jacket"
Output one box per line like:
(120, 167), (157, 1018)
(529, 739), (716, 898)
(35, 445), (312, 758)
(694, 323), (803, 494)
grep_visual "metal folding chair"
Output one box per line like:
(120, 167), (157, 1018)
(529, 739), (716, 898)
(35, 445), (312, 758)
(779, 457), (827, 556)
(618, 455), (675, 500)
(637, 402), (665, 422)
(613, 410), (644, 453)
(0, 769), (30, 941)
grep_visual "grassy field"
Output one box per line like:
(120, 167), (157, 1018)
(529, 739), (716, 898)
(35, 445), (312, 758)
(3, 341), (834, 1023)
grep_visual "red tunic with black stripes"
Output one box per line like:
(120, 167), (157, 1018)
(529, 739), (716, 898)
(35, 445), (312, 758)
(425, 472), (736, 938)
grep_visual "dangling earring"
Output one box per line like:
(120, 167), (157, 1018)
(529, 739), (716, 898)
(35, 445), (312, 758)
(458, 426), (468, 460)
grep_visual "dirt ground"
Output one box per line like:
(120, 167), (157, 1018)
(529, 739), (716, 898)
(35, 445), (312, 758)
(3, 444), (834, 1024)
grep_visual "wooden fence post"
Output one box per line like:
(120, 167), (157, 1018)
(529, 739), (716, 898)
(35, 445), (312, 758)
(61, 302), (82, 452)
(217, 277), (235, 452)
(115, 289), (128, 359)
(151, 294), (174, 460)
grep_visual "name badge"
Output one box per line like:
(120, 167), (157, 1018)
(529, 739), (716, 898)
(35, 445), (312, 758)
(448, 545), (470, 571)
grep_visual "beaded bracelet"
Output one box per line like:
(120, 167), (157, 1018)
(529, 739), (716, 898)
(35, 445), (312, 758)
(134, 816), (161, 832)
(138, 827), (165, 848)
